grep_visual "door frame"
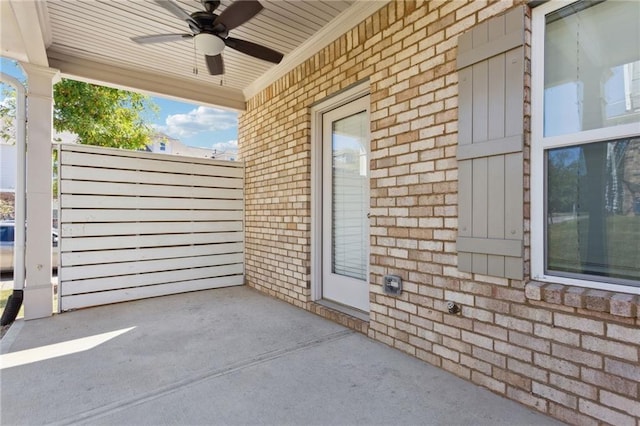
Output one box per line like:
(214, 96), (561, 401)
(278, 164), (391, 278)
(310, 81), (370, 305)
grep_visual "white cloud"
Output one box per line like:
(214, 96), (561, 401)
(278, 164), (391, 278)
(211, 139), (238, 154)
(157, 106), (237, 139)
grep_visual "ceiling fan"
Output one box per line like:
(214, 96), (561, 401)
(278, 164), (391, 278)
(131, 0), (284, 75)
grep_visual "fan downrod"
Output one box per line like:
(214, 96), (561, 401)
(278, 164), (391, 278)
(201, 0), (220, 13)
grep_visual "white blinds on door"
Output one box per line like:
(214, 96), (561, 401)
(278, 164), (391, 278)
(331, 111), (368, 281)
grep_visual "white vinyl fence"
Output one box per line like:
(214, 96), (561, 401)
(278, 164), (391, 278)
(58, 144), (244, 311)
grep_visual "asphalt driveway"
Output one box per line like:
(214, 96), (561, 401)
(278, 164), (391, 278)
(1, 286), (562, 425)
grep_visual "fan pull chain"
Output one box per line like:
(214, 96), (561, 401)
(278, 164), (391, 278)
(193, 43), (198, 75)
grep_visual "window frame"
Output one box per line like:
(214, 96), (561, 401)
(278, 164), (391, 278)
(531, 0), (640, 295)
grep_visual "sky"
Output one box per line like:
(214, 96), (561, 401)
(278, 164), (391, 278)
(0, 57), (238, 155)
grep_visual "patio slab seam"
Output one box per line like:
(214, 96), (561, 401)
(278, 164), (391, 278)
(51, 329), (354, 426)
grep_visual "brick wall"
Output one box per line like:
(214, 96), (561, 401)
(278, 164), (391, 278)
(239, 1), (640, 424)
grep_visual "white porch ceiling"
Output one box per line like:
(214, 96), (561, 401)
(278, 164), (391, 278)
(2, 0), (388, 110)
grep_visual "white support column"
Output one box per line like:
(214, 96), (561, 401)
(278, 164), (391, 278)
(20, 63), (60, 320)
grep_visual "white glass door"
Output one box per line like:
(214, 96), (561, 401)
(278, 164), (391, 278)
(322, 96), (370, 312)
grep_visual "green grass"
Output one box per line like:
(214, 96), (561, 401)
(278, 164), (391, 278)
(0, 288), (16, 311)
(0, 288), (24, 320)
(548, 215), (640, 281)
(0, 288), (11, 310)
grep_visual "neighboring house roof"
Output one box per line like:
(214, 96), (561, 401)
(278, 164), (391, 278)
(148, 132), (236, 161)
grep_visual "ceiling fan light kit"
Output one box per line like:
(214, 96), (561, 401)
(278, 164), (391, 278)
(131, 0), (284, 76)
(194, 33), (225, 56)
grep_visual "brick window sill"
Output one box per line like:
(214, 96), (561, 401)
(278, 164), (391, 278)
(525, 281), (640, 319)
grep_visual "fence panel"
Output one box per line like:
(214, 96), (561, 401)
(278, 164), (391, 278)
(58, 144), (244, 311)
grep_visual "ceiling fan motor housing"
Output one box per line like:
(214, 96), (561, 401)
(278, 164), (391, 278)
(190, 11), (227, 36)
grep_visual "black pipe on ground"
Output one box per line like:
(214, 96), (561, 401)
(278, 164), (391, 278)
(1, 290), (23, 326)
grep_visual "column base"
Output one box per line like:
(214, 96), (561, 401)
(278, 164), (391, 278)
(24, 285), (53, 320)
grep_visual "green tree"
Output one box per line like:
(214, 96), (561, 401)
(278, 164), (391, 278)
(53, 79), (157, 149)
(547, 149), (580, 215)
(2, 74), (158, 203)
(0, 84), (17, 143)
(1, 75), (157, 149)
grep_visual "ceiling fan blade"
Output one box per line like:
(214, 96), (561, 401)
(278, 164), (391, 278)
(214, 0), (263, 31)
(154, 0), (201, 32)
(205, 54), (225, 75)
(225, 37), (283, 64)
(131, 34), (193, 44)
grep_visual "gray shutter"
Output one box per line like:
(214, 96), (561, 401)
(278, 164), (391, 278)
(456, 7), (525, 280)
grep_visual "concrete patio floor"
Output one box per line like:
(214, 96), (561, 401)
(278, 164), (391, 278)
(1, 286), (562, 425)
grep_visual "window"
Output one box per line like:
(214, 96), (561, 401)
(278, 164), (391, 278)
(159, 142), (166, 151)
(0, 225), (15, 243)
(532, 0), (640, 292)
